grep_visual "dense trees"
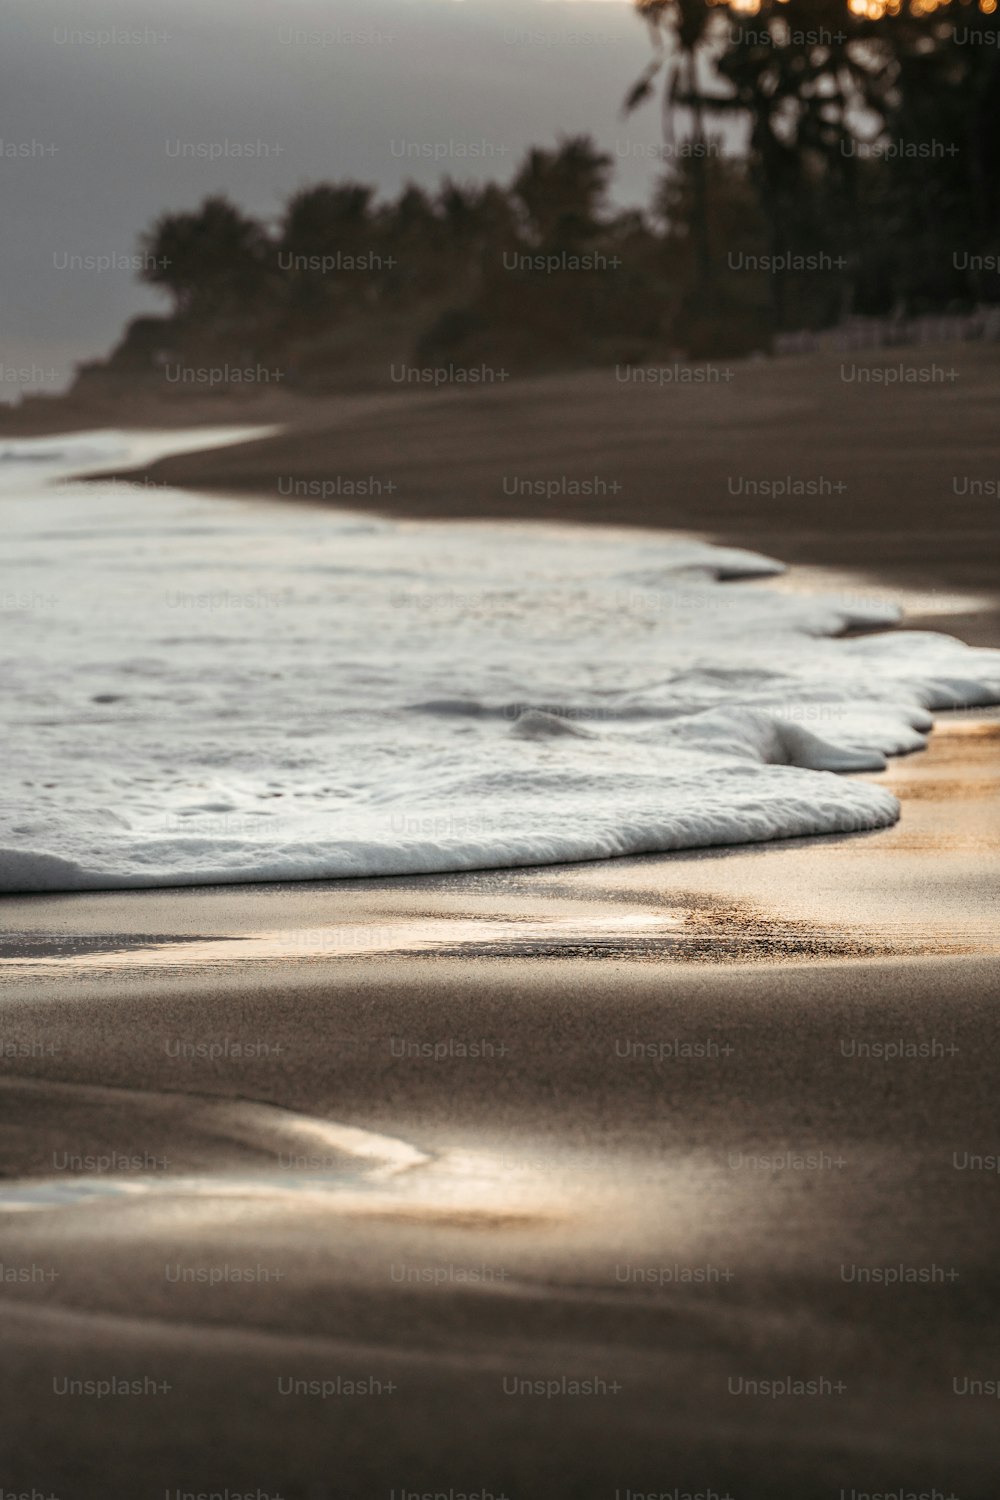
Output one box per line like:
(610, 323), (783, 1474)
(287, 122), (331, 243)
(136, 137), (673, 375)
(629, 0), (1000, 320)
(124, 3), (1000, 384)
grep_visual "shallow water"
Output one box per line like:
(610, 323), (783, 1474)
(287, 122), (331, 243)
(3, 431), (999, 892)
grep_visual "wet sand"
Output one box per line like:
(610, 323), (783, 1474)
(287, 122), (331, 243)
(97, 343), (1000, 645)
(2, 717), (999, 1498)
(3, 354), (1000, 1494)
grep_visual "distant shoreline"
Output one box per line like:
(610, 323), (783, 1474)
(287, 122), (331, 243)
(67, 340), (1000, 650)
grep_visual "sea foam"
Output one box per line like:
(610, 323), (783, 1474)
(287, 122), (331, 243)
(1, 433), (998, 892)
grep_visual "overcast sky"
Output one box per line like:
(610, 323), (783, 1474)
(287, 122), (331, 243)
(1, 0), (683, 394)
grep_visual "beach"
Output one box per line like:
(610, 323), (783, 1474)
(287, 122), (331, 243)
(2, 355), (999, 1498)
(1, 719), (998, 1496)
(99, 343), (1000, 645)
(6, 0), (1000, 1489)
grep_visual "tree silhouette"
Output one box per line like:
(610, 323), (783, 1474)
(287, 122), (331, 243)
(117, 33), (1000, 395)
(511, 136), (613, 250)
(629, 0), (1000, 319)
(140, 195), (271, 322)
(280, 183), (377, 325)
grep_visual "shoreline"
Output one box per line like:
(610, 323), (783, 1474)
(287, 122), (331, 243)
(81, 342), (1000, 647)
(3, 710), (999, 973)
(3, 399), (999, 1497)
(10, 437), (999, 897)
(5, 343), (995, 637)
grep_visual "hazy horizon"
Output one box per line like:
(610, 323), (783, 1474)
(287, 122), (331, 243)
(2, 0), (677, 395)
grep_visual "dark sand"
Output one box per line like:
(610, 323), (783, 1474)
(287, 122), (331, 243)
(99, 343), (1000, 644)
(2, 717), (999, 1499)
(2, 351), (999, 1497)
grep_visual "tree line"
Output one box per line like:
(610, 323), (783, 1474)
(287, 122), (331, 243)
(115, 0), (1000, 383)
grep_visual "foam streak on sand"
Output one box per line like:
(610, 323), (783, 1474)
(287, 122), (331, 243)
(2, 433), (1000, 892)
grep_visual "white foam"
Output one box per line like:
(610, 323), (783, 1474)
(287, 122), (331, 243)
(2, 434), (998, 892)
(0, 433), (130, 466)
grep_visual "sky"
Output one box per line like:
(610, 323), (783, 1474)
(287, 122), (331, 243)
(1, 0), (681, 395)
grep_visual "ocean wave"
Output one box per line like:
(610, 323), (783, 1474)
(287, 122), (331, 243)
(0, 433), (129, 465)
(2, 439), (998, 892)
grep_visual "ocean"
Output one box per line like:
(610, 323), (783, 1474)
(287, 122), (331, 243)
(3, 430), (998, 892)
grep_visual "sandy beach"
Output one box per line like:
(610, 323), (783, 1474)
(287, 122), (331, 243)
(99, 343), (1000, 646)
(2, 700), (998, 1497)
(6, 0), (1000, 1491)
(0, 345), (998, 1498)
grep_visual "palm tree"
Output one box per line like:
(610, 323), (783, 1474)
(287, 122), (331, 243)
(626, 2), (734, 284)
(629, 0), (1000, 321)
